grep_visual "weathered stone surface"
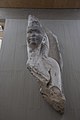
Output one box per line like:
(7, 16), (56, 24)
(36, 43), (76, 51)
(26, 15), (66, 114)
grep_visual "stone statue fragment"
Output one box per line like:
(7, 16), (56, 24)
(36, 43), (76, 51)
(26, 15), (66, 114)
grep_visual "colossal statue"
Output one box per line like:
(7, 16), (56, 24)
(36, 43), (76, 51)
(26, 15), (65, 114)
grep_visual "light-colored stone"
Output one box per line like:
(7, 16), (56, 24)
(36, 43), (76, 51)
(26, 15), (66, 114)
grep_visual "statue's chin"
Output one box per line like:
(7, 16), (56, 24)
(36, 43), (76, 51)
(31, 42), (37, 45)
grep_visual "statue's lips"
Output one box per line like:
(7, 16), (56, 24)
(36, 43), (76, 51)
(29, 36), (37, 40)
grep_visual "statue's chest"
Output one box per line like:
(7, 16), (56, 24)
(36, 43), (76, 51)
(28, 56), (50, 81)
(34, 57), (50, 80)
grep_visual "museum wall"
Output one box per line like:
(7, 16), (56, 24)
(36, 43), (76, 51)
(0, 9), (80, 120)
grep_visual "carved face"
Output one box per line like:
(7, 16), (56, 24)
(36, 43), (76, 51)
(27, 28), (44, 49)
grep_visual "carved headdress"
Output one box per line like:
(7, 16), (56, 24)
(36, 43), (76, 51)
(27, 15), (44, 34)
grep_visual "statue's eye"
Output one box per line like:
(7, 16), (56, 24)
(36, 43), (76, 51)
(27, 29), (41, 34)
(34, 29), (41, 34)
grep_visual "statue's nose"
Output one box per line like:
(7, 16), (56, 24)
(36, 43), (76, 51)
(32, 34), (35, 36)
